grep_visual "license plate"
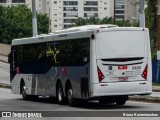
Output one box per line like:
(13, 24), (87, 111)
(118, 66), (128, 70)
(119, 77), (128, 81)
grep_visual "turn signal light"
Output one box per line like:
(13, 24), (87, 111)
(142, 65), (148, 80)
(97, 67), (104, 82)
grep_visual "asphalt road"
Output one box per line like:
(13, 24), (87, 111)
(0, 88), (160, 120)
(0, 88), (160, 111)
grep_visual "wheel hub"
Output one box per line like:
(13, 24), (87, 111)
(68, 89), (73, 101)
(58, 88), (62, 101)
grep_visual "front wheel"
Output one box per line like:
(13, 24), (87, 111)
(21, 85), (29, 100)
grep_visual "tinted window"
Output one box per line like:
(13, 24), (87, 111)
(46, 37), (90, 66)
(14, 37), (90, 74)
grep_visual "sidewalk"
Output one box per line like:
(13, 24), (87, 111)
(129, 86), (160, 103)
(153, 86), (160, 92)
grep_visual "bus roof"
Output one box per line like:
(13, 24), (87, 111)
(11, 25), (147, 46)
(11, 30), (93, 46)
(53, 24), (118, 34)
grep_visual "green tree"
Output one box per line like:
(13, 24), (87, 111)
(145, 0), (158, 59)
(72, 18), (87, 26)
(86, 17), (101, 24)
(115, 20), (131, 27)
(100, 17), (113, 24)
(37, 13), (49, 34)
(72, 17), (134, 27)
(0, 5), (49, 44)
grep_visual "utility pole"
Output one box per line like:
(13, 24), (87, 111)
(114, 0), (116, 24)
(32, 0), (38, 37)
(157, 0), (160, 83)
(139, 0), (145, 27)
(158, 0), (160, 60)
(48, 7), (51, 33)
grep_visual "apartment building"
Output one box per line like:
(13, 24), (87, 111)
(50, 0), (114, 32)
(25, 0), (50, 14)
(0, 0), (138, 32)
(0, 0), (26, 6)
(125, 0), (138, 23)
(115, 0), (138, 22)
(50, 0), (138, 32)
(114, 0), (125, 20)
(0, 0), (49, 14)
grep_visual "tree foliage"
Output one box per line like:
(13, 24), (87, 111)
(72, 17), (136, 27)
(145, 0), (158, 59)
(0, 5), (49, 44)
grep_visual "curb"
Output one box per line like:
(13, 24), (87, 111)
(129, 96), (160, 103)
(153, 89), (160, 92)
(0, 83), (11, 89)
(153, 90), (160, 92)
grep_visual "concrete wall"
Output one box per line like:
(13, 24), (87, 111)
(0, 44), (11, 56)
(0, 44), (11, 62)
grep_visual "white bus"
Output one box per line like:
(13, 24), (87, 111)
(10, 25), (152, 106)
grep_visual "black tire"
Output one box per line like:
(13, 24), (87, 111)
(116, 96), (128, 105)
(99, 99), (115, 104)
(57, 83), (65, 105)
(67, 84), (77, 106)
(21, 85), (30, 100)
(99, 99), (105, 104)
(116, 100), (126, 105)
(21, 83), (38, 100)
(30, 95), (39, 101)
(49, 97), (58, 103)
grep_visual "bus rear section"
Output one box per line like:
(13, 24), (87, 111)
(91, 28), (152, 104)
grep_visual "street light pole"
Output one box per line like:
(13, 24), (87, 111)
(113, 0), (116, 24)
(157, 0), (160, 84)
(158, 0), (160, 60)
(139, 0), (145, 27)
(32, 0), (38, 37)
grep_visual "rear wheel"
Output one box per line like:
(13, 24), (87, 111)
(116, 100), (126, 105)
(67, 84), (77, 106)
(57, 83), (65, 104)
(99, 99), (115, 104)
(116, 96), (128, 105)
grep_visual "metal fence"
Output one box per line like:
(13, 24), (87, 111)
(152, 60), (160, 83)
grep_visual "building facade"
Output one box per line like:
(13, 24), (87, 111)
(0, 0), (49, 14)
(115, 0), (138, 22)
(114, 0), (125, 20)
(125, 0), (138, 22)
(50, 0), (114, 32)
(0, 0), (138, 32)
(50, 0), (138, 32)
(0, 0), (26, 6)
